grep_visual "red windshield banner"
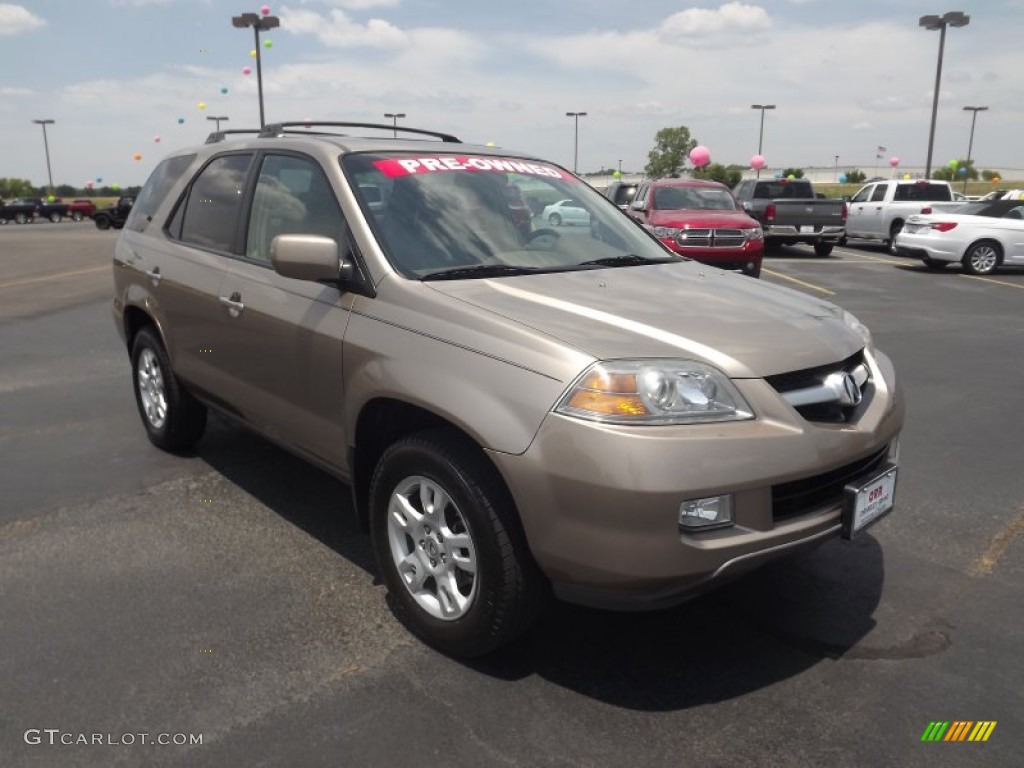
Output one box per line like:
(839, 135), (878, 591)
(373, 156), (573, 181)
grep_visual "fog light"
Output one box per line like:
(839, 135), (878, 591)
(679, 495), (733, 531)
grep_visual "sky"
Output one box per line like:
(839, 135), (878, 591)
(1, 0), (1022, 189)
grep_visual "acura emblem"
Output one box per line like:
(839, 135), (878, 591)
(839, 373), (862, 406)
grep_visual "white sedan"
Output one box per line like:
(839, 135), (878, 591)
(894, 199), (1024, 275)
(541, 199), (590, 227)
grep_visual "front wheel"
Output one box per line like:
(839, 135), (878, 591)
(370, 430), (546, 657)
(813, 242), (835, 258)
(962, 242), (1000, 276)
(130, 327), (207, 451)
(14, 212), (28, 224)
(49, 212), (62, 223)
(95, 216), (111, 230)
(71, 211), (83, 222)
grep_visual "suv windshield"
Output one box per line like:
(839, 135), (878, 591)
(653, 186), (738, 211)
(342, 152), (677, 279)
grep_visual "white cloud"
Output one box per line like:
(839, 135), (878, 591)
(852, 122), (874, 132)
(0, 4), (45, 34)
(0, 86), (32, 96)
(283, 8), (407, 47)
(303, 0), (400, 8)
(659, 2), (771, 39)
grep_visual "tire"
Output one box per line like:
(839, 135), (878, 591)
(962, 241), (1001, 276)
(49, 212), (62, 223)
(887, 220), (904, 254)
(130, 327), (207, 451)
(72, 211), (83, 222)
(922, 258), (947, 270)
(369, 430), (546, 658)
(95, 216), (111, 230)
(14, 212), (27, 224)
(548, 213), (562, 226)
(838, 235), (848, 246)
(813, 242), (835, 258)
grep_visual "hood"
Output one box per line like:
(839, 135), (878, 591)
(647, 209), (758, 228)
(426, 262), (862, 378)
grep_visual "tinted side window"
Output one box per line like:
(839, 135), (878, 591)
(129, 154), (196, 232)
(851, 185), (872, 204)
(246, 154), (345, 265)
(178, 154), (254, 252)
(870, 184), (888, 202)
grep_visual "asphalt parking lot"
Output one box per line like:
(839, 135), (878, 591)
(1, 222), (1021, 767)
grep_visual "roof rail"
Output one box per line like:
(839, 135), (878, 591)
(205, 129), (263, 144)
(259, 121), (461, 143)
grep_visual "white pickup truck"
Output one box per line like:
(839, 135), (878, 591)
(845, 179), (959, 248)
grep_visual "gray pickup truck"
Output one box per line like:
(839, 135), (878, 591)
(732, 178), (847, 256)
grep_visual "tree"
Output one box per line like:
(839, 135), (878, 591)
(932, 158), (977, 182)
(645, 126), (696, 179)
(780, 168), (805, 179)
(0, 177), (34, 199)
(845, 169), (866, 184)
(692, 163), (741, 187)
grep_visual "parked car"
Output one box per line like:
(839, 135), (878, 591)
(67, 199), (97, 221)
(894, 199), (1024, 275)
(93, 197), (135, 230)
(0, 198), (37, 224)
(627, 179), (763, 277)
(602, 181), (639, 211)
(111, 120), (903, 657)
(541, 198), (590, 226)
(845, 179), (957, 249)
(8, 196), (70, 223)
(731, 178), (846, 257)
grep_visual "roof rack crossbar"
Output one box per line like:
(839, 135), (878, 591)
(259, 121), (461, 143)
(205, 129), (263, 144)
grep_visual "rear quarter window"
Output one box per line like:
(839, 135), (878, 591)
(128, 154), (196, 232)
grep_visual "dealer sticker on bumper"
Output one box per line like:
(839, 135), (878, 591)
(842, 464), (898, 539)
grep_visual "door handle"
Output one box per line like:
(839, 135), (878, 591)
(219, 291), (245, 317)
(875, 206), (882, 210)
(145, 267), (161, 286)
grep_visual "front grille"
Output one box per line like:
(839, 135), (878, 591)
(675, 228), (746, 249)
(772, 447), (889, 521)
(765, 351), (869, 423)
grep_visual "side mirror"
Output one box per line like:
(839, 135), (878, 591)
(271, 234), (349, 283)
(630, 199), (647, 212)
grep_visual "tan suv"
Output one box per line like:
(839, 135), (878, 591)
(112, 121), (904, 657)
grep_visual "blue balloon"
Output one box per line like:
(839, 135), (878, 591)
(97, 177), (103, 183)
(177, 117), (185, 124)
(838, 173), (848, 183)
(957, 166), (968, 175)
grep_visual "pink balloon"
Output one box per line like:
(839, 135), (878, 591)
(153, 135), (161, 143)
(750, 154), (766, 170)
(242, 65), (252, 75)
(689, 145), (711, 168)
(85, 181), (94, 189)
(260, 5), (271, 15)
(889, 156), (900, 168)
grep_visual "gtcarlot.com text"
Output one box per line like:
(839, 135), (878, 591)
(24, 729), (203, 746)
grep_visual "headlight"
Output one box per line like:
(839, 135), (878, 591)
(555, 360), (754, 425)
(650, 226), (681, 239)
(743, 227), (763, 241)
(842, 310), (872, 348)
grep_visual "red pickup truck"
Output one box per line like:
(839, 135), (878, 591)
(627, 179), (764, 277)
(66, 199), (97, 221)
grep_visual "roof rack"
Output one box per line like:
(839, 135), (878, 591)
(259, 121), (461, 143)
(205, 129), (263, 144)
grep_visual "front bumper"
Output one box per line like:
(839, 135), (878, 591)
(659, 239), (763, 275)
(489, 349), (903, 610)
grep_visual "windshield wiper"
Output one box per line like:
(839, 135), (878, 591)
(421, 264), (546, 281)
(576, 254), (676, 268)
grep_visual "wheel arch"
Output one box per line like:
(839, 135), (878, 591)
(963, 237), (1004, 261)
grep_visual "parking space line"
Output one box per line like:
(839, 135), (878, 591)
(845, 251), (903, 265)
(959, 275), (1024, 291)
(761, 268), (836, 296)
(0, 265), (109, 289)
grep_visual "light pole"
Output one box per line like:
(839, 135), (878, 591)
(920, 11), (970, 179)
(750, 104), (775, 178)
(384, 112), (406, 138)
(565, 112), (587, 174)
(834, 154), (840, 183)
(962, 105), (988, 194)
(206, 115), (230, 132)
(232, 11), (280, 129)
(32, 119), (55, 192)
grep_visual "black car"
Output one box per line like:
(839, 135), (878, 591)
(602, 181), (639, 210)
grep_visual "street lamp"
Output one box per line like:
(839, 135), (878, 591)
(384, 112), (406, 138)
(750, 104), (776, 178)
(962, 105), (988, 193)
(32, 119), (55, 192)
(919, 11), (970, 179)
(834, 155), (840, 183)
(565, 112), (587, 174)
(206, 115), (230, 132)
(232, 11), (280, 129)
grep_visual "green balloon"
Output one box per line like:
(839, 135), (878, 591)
(948, 159), (958, 169)
(612, 170), (622, 179)
(47, 194), (55, 202)
(263, 39), (273, 49)
(112, 183), (120, 191)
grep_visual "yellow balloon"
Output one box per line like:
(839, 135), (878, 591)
(903, 173), (910, 180)
(198, 102), (206, 110)
(250, 49), (257, 59)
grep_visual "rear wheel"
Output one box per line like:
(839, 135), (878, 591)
(130, 327), (207, 451)
(887, 220), (904, 254)
(71, 211), (83, 222)
(548, 213), (562, 226)
(14, 212), (27, 224)
(962, 242), (1000, 276)
(813, 242), (835, 258)
(370, 430), (546, 657)
(95, 216), (111, 230)
(49, 212), (62, 223)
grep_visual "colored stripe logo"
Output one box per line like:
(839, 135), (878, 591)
(921, 721), (997, 742)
